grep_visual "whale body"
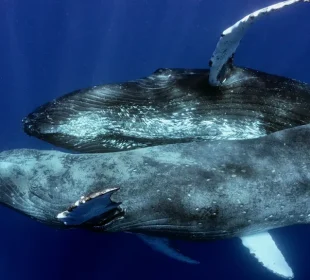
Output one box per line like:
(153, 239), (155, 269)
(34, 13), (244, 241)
(1, 123), (310, 278)
(22, 0), (310, 153)
(2, 123), (310, 236)
(23, 66), (310, 153)
(2, 123), (310, 235)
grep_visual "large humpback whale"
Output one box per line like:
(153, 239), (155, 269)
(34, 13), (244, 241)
(1, 123), (310, 278)
(23, 0), (310, 153)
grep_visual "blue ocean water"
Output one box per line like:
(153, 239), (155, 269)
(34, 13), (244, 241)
(0, 0), (310, 279)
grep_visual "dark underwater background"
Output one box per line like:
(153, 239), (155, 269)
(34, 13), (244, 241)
(0, 0), (310, 279)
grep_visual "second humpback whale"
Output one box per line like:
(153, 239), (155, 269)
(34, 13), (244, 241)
(23, 0), (310, 153)
(1, 123), (310, 278)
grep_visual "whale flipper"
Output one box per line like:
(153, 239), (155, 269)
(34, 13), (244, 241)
(137, 234), (199, 265)
(56, 188), (122, 226)
(241, 232), (294, 279)
(209, 0), (309, 86)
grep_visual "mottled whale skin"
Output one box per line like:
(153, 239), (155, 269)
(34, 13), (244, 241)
(1, 124), (310, 239)
(23, 66), (310, 153)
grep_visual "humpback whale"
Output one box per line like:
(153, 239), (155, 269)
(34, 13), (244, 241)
(22, 0), (310, 153)
(1, 123), (310, 278)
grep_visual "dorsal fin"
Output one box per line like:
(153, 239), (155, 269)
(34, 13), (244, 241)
(209, 0), (309, 86)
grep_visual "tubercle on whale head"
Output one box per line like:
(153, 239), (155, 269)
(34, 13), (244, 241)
(22, 100), (76, 149)
(22, 102), (55, 138)
(22, 113), (41, 137)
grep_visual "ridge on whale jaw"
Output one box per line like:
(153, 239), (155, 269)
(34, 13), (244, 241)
(23, 66), (310, 153)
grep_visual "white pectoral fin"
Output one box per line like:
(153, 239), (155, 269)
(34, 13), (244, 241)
(209, 0), (309, 86)
(240, 232), (294, 279)
(137, 234), (199, 264)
